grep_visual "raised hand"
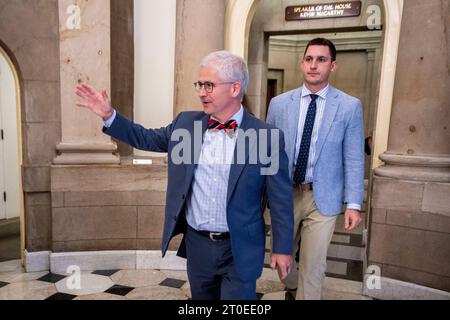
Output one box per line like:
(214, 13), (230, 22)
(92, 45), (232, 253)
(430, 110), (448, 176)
(75, 83), (114, 120)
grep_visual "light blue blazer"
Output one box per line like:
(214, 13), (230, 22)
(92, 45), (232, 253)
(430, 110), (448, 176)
(267, 85), (365, 216)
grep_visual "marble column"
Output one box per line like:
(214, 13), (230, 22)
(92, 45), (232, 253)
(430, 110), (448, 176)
(368, 0), (450, 295)
(53, 0), (119, 164)
(173, 0), (226, 115)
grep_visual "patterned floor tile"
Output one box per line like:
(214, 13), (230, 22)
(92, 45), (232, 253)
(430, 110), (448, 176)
(159, 278), (186, 289)
(0, 259), (371, 300)
(92, 270), (120, 277)
(0, 271), (49, 284)
(256, 278), (285, 294)
(111, 270), (166, 288)
(161, 270), (189, 282)
(181, 282), (192, 299)
(260, 291), (285, 300)
(126, 285), (189, 300)
(38, 273), (67, 284)
(75, 292), (128, 300)
(105, 284), (135, 296)
(46, 292), (77, 300)
(0, 281), (57, 300)
(55, 273), (114, 296)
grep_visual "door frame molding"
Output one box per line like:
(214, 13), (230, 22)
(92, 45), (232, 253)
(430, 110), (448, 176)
(225, 0), (404, 170)
(0, 45), (25, 261)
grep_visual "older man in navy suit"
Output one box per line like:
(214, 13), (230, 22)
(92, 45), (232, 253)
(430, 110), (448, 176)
(267, 38), (365, 300)
(76, 51), (293, 300)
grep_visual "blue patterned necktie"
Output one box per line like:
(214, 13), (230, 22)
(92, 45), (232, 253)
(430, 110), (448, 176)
(293, 94), (319, 185)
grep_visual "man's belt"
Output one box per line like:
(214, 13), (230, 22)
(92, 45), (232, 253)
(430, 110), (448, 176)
(197, 230), (230, 241)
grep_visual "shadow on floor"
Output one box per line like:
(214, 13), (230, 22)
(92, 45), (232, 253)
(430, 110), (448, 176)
(0, 218), (20, 262)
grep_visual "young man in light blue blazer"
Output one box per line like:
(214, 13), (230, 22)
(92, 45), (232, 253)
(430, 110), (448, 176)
(267, 38), (365, 300)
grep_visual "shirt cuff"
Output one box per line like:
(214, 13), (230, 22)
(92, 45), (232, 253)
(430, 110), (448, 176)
(346, 203), (361, 211)
(103, 110), (116, 128)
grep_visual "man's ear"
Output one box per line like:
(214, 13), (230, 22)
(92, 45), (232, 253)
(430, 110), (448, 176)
(331, 60), (337, 72)
(231, 82), (241, 98)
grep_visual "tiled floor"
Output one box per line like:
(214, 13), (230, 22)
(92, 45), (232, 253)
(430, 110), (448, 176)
(0, 201), (369, 301)
(0, 259), (371, 300)
(0, 211), (371, 301)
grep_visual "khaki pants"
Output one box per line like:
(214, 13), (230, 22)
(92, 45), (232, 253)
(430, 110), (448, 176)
(283, 188), (337, 300)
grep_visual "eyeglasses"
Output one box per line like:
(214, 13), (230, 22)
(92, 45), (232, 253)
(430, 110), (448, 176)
(193, 81), (235, 93)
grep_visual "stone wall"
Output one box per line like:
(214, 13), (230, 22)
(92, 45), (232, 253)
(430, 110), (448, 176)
(0, 0), (61, 251)
(368, 0), (450, 292)
(173, 0), (226, 115)
(0, 0), (167, 254)
(370, 177), (450, 291)
(1, 2), (449, 297)
(50, 163), (180, 252)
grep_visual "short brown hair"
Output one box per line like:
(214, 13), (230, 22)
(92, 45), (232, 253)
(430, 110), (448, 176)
(304, 38), (337, 61)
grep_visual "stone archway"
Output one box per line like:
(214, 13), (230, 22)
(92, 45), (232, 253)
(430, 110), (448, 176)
(225, 0), (261, 61)
(0, 44), (25, 261)
(224, 0), (404, 170)
(0, 2), (62, 262)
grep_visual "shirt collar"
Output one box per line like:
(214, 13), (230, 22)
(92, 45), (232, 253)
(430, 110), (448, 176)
(301, 84), (329, 100)
(210, 105), (244, 127)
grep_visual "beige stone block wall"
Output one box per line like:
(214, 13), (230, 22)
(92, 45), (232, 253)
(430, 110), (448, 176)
(24, 193), (52, 252)
(50, 165), (169, 252)
(369, 177), (450, 292)
(387, 0), (450, 156)
(0, 0), (137, 252)
(268, 49), (302, 93)
(173, 0), (226, 115)
(0, 0), (61, 251)
(368, 0), (450, 293)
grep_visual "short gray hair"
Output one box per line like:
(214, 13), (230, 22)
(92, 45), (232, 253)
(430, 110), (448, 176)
(200, 50), (249, 100)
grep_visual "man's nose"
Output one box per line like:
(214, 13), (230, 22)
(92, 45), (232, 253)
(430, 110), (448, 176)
(310, 59), (318, 69)
(198, 86), (208, 97)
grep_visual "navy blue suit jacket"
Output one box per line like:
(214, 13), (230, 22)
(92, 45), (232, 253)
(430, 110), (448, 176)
(104, 110), (293, 281)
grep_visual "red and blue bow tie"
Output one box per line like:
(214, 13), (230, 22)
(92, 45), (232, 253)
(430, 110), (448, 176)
(207, 119), (238, 131)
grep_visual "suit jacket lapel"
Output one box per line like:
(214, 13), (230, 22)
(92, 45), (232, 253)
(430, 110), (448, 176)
(183, 114), (209, 194)
(287, 88), (302, 161)
(314, 86), (339, 164)
(226, 111), (254, 203)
